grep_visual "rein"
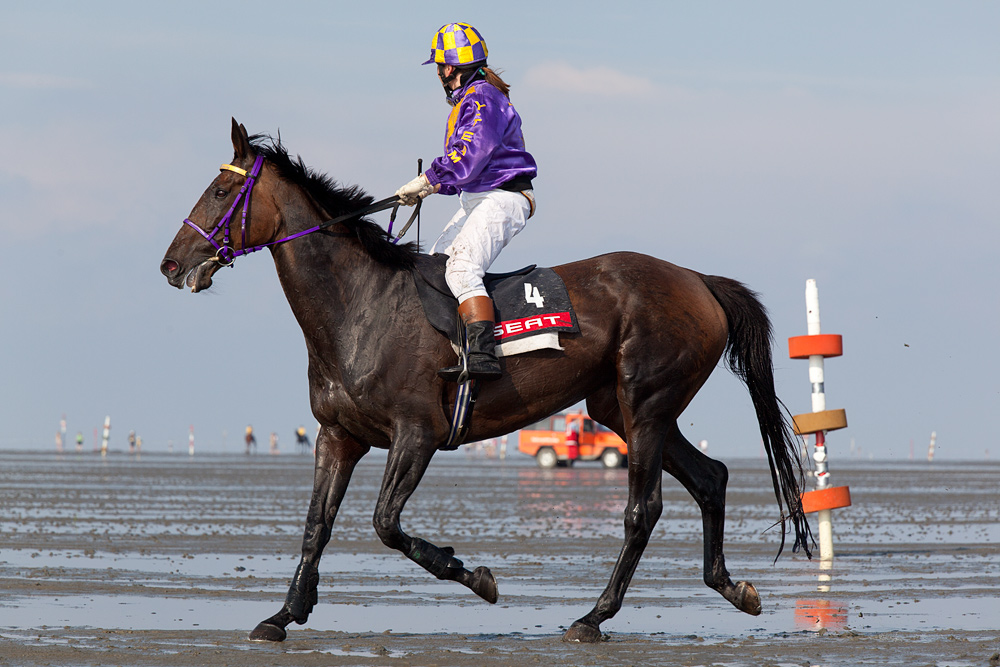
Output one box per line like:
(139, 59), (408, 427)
(183, 156), (421, 266)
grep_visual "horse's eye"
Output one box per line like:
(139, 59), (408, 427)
(214, 188), (228, 198)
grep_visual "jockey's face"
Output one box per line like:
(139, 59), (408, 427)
(437, 64), (462, 90)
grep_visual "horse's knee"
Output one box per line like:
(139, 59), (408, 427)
(372, 511), (404, 551)
(623, 496), (661, 541)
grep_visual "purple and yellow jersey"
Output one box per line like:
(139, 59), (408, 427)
(424, 80), (537, 195)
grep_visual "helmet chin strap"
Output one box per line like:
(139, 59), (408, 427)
(438, 65), (460, 104)
(439, 65), (487, 106)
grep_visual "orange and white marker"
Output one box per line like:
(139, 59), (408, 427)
(788, 279), (851, 561)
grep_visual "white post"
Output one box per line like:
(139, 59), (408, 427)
(101, 416), (111, 457)
(806, 280), (834, 561)
(927, 431), (936, 462)
(188, 425), (195, 456)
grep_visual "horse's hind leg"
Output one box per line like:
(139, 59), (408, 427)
(249, 425), (369, 642)
(564, 418), (665, 642)
(661, 422), (761, 615)
(372, 435), (498, 604)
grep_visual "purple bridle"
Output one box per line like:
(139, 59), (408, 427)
(183, 155), (421, 266)
(182, 155), (267, 266)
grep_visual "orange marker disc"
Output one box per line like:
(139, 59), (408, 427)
(788, 334), (843, 359)
(801, 486), (852, 513)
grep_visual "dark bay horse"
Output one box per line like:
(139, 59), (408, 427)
(160, 119), (810, 643)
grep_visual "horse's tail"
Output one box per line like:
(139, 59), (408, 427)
(701, 274), (813, 559)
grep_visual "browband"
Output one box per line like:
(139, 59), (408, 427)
(220, 163), (248, 177)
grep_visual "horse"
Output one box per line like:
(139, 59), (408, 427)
(160, 119), (810, 643)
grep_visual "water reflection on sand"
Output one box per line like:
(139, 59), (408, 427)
(1, 451), (997, 640)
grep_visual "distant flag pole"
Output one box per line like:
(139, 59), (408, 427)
(101, 416), (111, 457)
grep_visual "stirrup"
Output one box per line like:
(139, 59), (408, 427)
(438, 363), (468, 383)
(438, 357), (500, 383)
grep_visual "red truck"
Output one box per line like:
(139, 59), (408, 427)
(518, 412), (628, 468)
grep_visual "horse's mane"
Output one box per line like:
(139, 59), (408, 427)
(249, 134), (417, 269)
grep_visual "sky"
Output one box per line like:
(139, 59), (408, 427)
(1, 1), (997, 461)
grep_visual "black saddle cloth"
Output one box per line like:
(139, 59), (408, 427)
(411, 253), (577, 346)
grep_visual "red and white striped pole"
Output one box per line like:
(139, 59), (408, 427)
(788, 280), (851, 562)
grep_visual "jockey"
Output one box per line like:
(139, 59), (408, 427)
(396, 22), (537, 382)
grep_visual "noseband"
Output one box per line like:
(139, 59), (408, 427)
(182, 155), (419, 267)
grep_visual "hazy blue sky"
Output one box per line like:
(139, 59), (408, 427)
(2, 1), (997, 461)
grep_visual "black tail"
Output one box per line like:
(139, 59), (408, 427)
(702, 275), (812, 559)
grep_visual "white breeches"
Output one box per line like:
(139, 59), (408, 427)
(430, 189), (533, 302)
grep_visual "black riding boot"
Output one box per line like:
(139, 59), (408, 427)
(438, 320), (502, 382)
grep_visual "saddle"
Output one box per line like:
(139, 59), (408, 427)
(410, 253), (579, 356)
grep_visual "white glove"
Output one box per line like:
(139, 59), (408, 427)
(395, 173), (438, 206)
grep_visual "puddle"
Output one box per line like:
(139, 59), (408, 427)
(1, 451), (998, 648)
(3, 591), (996, 636)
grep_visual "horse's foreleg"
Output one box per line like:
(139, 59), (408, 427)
(564, 422), (663, 643)
(661, 422), (761, 616)
(249, 425), (369, 642)
(372, 439), (498, 604)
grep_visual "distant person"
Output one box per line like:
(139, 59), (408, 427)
(269, 432), (279, 455)
(295, 426), (311, 454)
(128, 430), (137, 453)
(75, 431), (84, 453)
(245, 425), (257, 454)
(565, 419), (580, 463)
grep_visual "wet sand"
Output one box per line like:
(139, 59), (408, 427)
(1, 450), (997, 666)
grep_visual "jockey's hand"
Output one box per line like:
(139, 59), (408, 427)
(395, 173), (438, 206)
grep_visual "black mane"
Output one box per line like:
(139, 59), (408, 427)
(249, 134), (417, 268)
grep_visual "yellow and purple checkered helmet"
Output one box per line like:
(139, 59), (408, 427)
(422, 22), (488, 67)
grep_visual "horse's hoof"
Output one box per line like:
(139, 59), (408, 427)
(562, 621), (605, 643)
(248, 622), (287, 642)
(734, 581), (762, 616)
(471, 566), (499, 604)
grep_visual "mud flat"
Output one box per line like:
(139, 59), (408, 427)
(1, 450), (997, 666)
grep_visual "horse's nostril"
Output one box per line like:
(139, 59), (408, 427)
(161, 259), (179, 276)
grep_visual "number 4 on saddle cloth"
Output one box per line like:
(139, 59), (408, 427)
(411, 254), (580, 358)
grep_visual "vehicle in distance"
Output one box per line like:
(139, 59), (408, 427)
(518, 412), (628, 468)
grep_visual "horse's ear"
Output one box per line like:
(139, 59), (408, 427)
(231, 117), (252, 160)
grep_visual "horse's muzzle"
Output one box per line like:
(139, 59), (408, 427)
(161, 256), (222, 292)
(160, 258), (184, 288)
